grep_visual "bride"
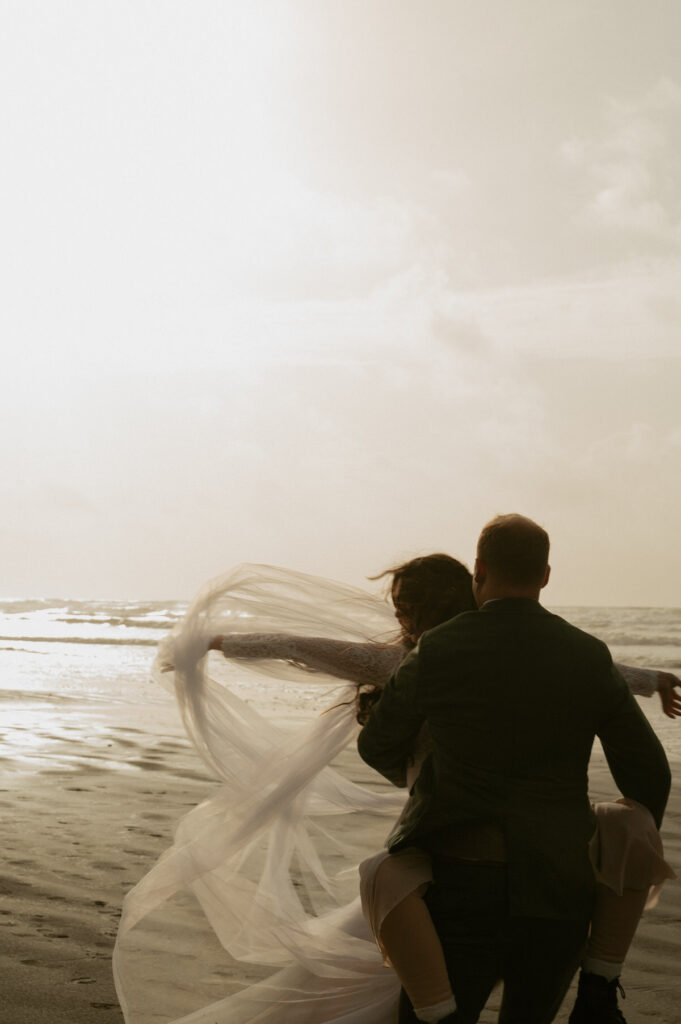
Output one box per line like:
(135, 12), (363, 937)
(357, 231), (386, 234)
(113, 558), (678, 1024)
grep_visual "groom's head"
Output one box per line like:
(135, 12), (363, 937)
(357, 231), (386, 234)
(473, 514), (550, 605)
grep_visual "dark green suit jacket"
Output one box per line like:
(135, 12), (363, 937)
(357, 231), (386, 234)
(358, 599), (671, 921)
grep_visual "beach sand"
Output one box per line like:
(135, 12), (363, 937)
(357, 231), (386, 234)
(1, 694), (679, 1024)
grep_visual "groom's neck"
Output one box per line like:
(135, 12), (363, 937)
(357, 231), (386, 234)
(477, 582), (542, 604)
(473, 558), (550, 607)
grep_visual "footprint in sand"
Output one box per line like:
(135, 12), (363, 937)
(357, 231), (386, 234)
(177, 769), (212, 781)
(128, 759), (165, 770)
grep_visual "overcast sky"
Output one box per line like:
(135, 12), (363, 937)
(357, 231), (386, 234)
(2, 1), (680, 605)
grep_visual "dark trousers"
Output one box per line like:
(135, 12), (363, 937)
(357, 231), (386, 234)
(398, 859), (589, 1024)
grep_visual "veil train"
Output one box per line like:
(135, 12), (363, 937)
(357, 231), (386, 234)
(113, 564), (407, 1024)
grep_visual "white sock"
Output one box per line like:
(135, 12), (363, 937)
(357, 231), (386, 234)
(582, 956), (623, 982)
(414, 995), (457, 1022)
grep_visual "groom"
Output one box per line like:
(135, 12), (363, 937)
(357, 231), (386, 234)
(358, 514), (670, 1024)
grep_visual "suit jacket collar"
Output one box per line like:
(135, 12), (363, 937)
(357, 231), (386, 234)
(479, 598), (549, 615)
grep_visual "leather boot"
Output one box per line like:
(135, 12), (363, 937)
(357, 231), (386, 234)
(568, 970), (627, 1023)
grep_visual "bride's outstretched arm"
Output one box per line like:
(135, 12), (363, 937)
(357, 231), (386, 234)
(210, 633), (405, 689)
(616, 663), (681, 718)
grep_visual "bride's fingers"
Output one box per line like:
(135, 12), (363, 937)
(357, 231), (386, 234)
(658, 673), (681, 718)
(667, 692), (681, 718)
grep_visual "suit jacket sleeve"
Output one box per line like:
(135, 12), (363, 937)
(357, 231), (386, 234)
(598, 664), (671, 828)
(357, 646), (425, 788)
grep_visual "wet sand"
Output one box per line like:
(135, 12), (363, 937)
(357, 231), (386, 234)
(0, 693), (678, 1024)
(0, 695), (210, 1024)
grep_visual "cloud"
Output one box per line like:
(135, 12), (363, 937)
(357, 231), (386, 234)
(580, 420), (681, 472)
(562, 78), (681, 246)
(441, 260), (681, 359)
(270, 251), (681, 368)
(430, 309), (487, 354)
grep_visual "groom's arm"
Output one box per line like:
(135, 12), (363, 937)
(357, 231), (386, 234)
(597, 664), (671, 828)
(357, 647), (425, 787)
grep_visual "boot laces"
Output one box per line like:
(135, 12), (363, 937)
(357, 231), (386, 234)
(610, 978), (627, 1023)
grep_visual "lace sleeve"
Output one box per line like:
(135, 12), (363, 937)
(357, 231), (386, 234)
(220, 634), (405, 688)
(615, 662), (659, 698)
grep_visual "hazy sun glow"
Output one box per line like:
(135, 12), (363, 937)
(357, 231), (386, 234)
(2, 1), (680, 605)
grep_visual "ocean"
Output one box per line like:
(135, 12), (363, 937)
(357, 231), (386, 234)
(1, 598), (680, 759)
(0, 597), (184, 706)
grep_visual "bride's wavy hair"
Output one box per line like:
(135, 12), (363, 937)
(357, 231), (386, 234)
(355, 553), (475, 724)
(374, 552), (475, 647)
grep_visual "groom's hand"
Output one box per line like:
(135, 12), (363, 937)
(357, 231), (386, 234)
(657, 672), (681, 718)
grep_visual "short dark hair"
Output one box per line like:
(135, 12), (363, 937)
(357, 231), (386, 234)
(477, 514), (550, 587)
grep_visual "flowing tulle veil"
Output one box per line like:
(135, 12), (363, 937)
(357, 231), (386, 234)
(113, 564), (408, 1024)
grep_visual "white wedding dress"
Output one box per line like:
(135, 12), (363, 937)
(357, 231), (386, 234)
(113, 564), (668, 1024)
